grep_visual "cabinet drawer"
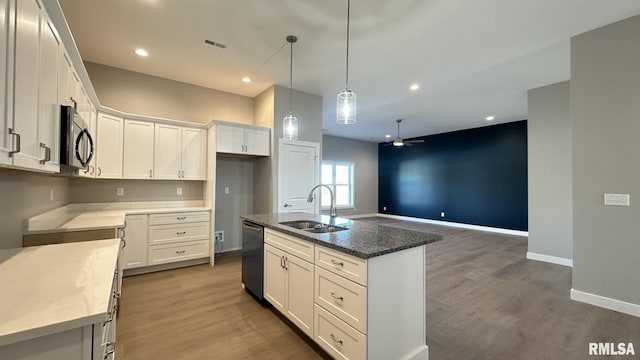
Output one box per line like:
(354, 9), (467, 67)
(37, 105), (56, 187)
(148, 211), (210, 225)
(315, 246), (367, 286)
(148, 240), (209, 265)
(314, 304), (366, 360)
(148, 222), (210, 245)
(265, 228), (314, 263)
(315, 266), (367, 334)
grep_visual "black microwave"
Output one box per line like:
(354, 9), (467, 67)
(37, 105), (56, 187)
(60, 105), (94, 170)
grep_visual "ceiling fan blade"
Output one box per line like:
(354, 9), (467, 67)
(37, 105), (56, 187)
(405, 139), (425, 144)
(382, 142), (393, 147)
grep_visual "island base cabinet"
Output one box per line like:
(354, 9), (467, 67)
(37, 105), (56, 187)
(264, 243), (286, 312)
(314, 304), (366, 360)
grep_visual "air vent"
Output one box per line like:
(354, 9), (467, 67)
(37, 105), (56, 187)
(204, 39), (227, 49)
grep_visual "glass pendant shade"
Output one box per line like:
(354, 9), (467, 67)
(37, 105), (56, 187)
(283, 113), (298, 140)
(337, 88), (356, 124)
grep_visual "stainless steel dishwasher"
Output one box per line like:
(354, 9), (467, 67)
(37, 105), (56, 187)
(241, 221), (264, 301)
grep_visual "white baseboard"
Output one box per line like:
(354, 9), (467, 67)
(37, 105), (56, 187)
(218, 246), (241, 253)
(571, 288), (640, 317)
(376, 213), (528, 237)
(526, 252), (573, 267)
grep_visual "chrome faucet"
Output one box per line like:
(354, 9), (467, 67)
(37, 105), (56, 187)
(307, 184), (337, 218)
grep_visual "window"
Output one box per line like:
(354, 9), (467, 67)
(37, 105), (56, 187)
(320, 161), (354, 209)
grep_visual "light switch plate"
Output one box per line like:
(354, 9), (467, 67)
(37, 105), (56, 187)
(604, 193), (630, 206)
(225, 187), (230, 195)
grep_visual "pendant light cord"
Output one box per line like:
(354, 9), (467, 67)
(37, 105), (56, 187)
(289, 40), (293, 112)
(345, 0), (351, 88)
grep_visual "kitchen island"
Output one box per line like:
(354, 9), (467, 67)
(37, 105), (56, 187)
(241, 212), (442, 360)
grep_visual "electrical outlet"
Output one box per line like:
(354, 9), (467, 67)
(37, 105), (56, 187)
(177, 187), (183, 195)
(224, 187), (230, 195)
(441, 212), (445, 217)
(383, 206), (387, 211)
(49, 188), (54, 201)
(116, 187), (124, 196)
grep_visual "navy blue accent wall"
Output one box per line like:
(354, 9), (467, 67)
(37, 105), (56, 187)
(378, 120), (528, 231)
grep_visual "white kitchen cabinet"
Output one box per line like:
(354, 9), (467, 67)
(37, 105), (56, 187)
(37, 14), (60, 173)
(216, 123), (269, 156)
(0, 0), (12, 166)
(95, 112), (123, 178)
(264, 229), (314, 337)
(123, 214), (148, 269)
(123, 119), (154, 179)
(154, 123), (206, 180)
(10, 0), (42, 170)
(181, 127), (206, 180)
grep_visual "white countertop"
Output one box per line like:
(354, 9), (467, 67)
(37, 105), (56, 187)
(0, 239), (121, 347)
(26, 201), (211, 234)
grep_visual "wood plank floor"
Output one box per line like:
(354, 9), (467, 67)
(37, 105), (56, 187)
(117, 218), (640, 359)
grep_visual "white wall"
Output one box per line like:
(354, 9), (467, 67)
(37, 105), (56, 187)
(571, 15), (640, 308)
(215, 157), (254, 252)
(322, 135), (378, 217)
(527, 81), (573, 264)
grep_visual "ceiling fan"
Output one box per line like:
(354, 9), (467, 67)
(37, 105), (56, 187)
(383, 119), (425, 147)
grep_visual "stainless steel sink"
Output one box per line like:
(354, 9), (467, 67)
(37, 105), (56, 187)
(279, 220), (348, 233)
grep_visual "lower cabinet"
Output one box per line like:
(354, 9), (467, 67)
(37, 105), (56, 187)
(264, 231), (314, 337)
(123, 214), (148, 269)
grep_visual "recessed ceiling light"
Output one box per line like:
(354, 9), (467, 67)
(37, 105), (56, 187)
(385, 134), (391, 138)
(134, 48), (149, 57)
(410, 83), (420, 91)
(241, 77), (251, 84)
(486, 116), (495, 121)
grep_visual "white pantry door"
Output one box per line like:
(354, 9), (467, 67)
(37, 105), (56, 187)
(278, 139), (319, 213)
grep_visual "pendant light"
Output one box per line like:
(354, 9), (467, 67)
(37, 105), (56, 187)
(283, 35), (299, 140)
(337, 0), (356, 124)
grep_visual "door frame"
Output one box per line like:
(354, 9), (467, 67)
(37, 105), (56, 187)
(277, 139), (320, 214)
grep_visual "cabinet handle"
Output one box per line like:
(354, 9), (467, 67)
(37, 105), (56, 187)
(284, 203), (292, 208)
(90, 165), (95, 175)
(176, 231), (186, 235)
(330, 292), (344, 301)
(330, 259), (344, 267)
(330, 334), (343, 345)
(176, 250), (186, 254)
(150, 169), (153, 178)
(177, 216), (187, 220)
(8, 128), (20, 156)
(284, 256), (288, 270)
(97, 167), (102, 176)
(280, 256), (285, 269)
(39, 143), (51, 164)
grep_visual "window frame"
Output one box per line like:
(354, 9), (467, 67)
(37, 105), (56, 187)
(320, 160), (355, 210)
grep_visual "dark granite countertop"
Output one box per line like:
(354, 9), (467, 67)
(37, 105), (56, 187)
(240, 212), (443, 259)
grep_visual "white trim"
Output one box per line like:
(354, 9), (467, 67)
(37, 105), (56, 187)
(570, 289), (640, 317)
(343, 213), (379, 219)
(526, 252), (573, 267)
(376, 213), (528, 237)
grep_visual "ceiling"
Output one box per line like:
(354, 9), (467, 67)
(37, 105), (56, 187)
(58, 0), (640, 142)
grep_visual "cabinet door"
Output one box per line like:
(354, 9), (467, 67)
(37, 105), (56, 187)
(37, 15), (60, 172)
(123, 120), (155, 179)
(264, 243), (286, 313)
(245, 128), (270, 156)
(95, 113), (124, 178)
(285, 255), (314, 337)
(216, 125), (244, 154)
(154, 123), (181, 179)
(11, 0), (42, 170)
(123, 215), (148, 269)
(181, 127), (206, 180)
(0, 0), (12, 165)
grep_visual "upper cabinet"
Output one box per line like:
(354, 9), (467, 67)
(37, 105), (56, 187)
(1, 0), (60, 172)
(123, 119), (154, 179)
(216, 123), (270, 156)
(154, 124), (206, 180)
(95, 113), (123, 179)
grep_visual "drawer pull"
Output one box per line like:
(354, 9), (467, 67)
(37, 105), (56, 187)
(330, 259), (344, 267)
(176, 231), (187, 235)
(330, 292), (344, 301)
(177, 216), (187, 220)
(330, 333), (343, 345)
(176, 250), (186, 254)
